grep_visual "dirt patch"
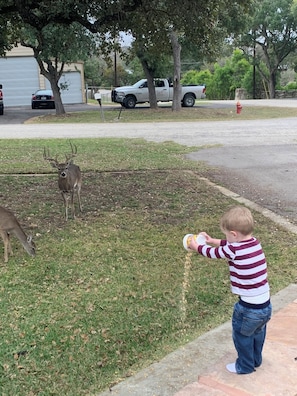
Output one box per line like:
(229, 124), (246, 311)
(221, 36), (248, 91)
(0, 170), (229, 232)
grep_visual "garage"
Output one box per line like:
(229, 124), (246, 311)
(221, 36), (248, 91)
(0, 45), (85, 107)
(0, 57), (40, 106)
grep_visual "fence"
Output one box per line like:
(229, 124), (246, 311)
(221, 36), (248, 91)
(85, 86), (113, 103)
(235, 88), (297, 100)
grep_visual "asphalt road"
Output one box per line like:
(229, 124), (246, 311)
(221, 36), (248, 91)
(1, 99), (297, 225)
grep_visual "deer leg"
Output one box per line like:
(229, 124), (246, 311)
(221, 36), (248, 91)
(0, 230), (10, 263)
(76, 186), (82, 213)
(7, 232), (13, 256)
(61, 192), (69, 221)
(70, 191), (75, 219)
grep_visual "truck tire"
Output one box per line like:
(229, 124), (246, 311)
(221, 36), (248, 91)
(124, 95), (137, 109)
(182, 93), (195, 107)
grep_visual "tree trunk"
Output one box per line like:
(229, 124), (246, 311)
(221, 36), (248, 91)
(268, 71), (277, 99)
(34, 51), (66, 115)
(258, 44), (278, 100)
(141, 58), (158, 109)
(170, 31), (182, 111)
(49, 79), (65, 115)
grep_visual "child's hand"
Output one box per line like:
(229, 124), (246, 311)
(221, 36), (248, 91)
(200, 232), (221, 247)
(188, 236), (198, 251)
(200, 232), (212, 244)
(189, 232), (212, 249)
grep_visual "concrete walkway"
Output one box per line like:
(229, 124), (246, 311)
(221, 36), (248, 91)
(97, 284), (297, 396)
(175, 289), (297, 396)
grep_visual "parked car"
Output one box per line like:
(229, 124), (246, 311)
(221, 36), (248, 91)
(31, 89), (55, 109)
(0, 84), (4, 115)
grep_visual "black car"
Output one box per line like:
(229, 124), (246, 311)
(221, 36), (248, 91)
(31, 89), (55, 109)
(0, 84), (3, 115)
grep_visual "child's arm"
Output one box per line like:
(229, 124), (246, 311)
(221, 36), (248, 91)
(200, 232), (221, 247)
(188, 232), (222, 251)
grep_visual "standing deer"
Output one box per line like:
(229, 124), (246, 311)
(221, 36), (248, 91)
(0, 206), (36, 263)
(43, 143), (82, 221)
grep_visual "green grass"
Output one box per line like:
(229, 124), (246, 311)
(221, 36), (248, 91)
(26, 102), (297, 123)
(0, 138), (203, 174)
(0, 138), (296, 395)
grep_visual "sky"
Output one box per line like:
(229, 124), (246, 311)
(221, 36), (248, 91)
(120, 32), (133, 47)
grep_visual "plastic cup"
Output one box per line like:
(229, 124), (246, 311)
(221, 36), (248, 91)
(183, 233), (206, 251)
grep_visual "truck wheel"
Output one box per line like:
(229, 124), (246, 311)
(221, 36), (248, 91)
(124, 95), (136, 109)
(182, 93), (195, 107)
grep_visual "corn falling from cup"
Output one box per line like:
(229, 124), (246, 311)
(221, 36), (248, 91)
(180, 233), (206, 322)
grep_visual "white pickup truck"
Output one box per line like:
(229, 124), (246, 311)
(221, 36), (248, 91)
(111, 78), (206, 108)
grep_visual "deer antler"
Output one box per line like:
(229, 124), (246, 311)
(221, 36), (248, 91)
(43, 147), (59, 167)
(65, 142), (77, 163)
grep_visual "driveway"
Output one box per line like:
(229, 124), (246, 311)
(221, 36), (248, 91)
(0, 103), (99, 124)
(1, 99), (297, 225)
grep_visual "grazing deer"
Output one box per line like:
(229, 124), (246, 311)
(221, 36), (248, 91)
(0, 206), (36, 263)
(43, 143), (82, 221)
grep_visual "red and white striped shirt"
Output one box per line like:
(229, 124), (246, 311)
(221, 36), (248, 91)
(197, 237), (269, 298)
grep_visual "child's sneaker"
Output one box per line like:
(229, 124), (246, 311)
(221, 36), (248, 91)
(226, 362), (237, 373)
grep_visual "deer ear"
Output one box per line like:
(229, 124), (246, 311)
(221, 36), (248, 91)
(50, 162), (57, 169)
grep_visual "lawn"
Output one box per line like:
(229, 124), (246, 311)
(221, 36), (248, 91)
(26, 101), (297, 123)
(0, 137), (296, 395)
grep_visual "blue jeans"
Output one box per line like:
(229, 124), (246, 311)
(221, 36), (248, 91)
(232, 300), (272, 374)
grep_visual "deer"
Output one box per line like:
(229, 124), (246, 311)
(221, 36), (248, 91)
(0, 206), (36, 263)
(43, 142), (82, 221)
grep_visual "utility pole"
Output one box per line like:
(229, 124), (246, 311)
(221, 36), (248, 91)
(114, 49), (117, 87)
(253, 30), (256, 99)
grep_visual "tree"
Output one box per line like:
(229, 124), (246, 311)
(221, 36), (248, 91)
(181, 49), (252, 99)
(238, 0), (297, 98)
(0, 13), (16, 56)
(0, 0), (254, 112)
(120, 0), (254, 110)
(181, 69), (212, 87)
(170, 31), (182, 111)
(0, 0), (144, 114)
(84, 56), (105, 87)
(129, 37), (173, 109)
(20, 22), (98, 114)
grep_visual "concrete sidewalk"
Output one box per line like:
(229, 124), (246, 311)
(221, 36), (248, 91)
(175, 287), (297, 396)
(98, 284), (297, 396)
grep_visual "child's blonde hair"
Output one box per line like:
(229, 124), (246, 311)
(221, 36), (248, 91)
(220, 206), (254, 236)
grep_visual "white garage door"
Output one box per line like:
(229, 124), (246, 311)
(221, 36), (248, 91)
(46, 71), (83, 104)
(0, 57), (83, 106)
(0, 57), (39, 106)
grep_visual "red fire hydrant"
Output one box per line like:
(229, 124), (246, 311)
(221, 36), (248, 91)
(236, 101), (242, 114)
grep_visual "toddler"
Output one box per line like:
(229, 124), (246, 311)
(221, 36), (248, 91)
(188, 205), (272, 374)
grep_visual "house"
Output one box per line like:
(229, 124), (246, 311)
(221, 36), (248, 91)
(0, 45), (85, 107)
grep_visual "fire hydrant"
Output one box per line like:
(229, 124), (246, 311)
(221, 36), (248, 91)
(236, 101), (242, 114)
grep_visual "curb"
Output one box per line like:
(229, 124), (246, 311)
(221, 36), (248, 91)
(198, 176), (297, 235)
